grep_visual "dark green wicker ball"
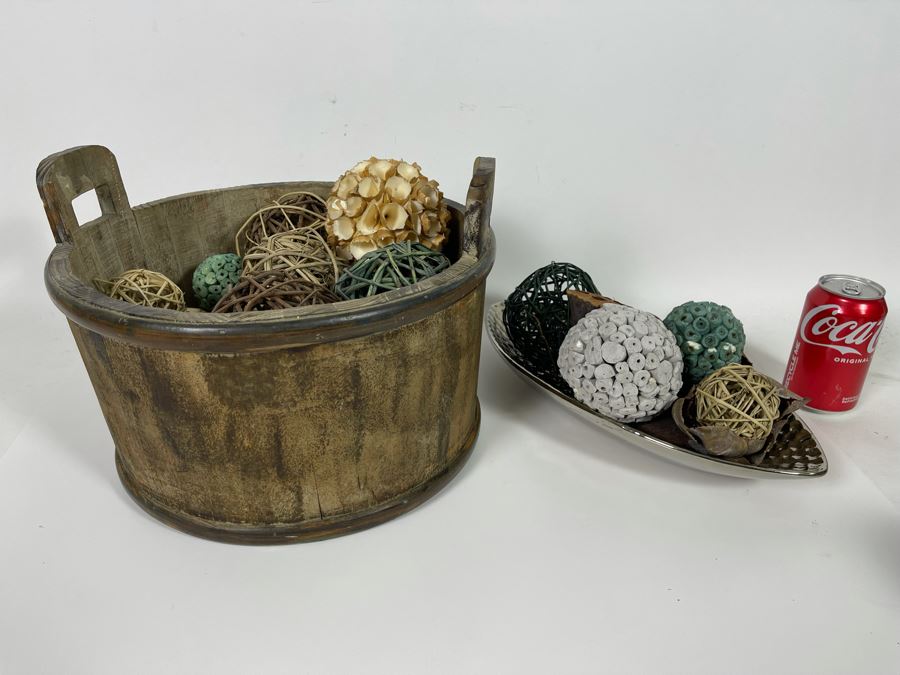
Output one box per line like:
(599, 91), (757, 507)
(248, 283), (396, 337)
(664, 300), (746, 383)
(335, 242), (451, 300)
(503, 262), (598, 388)
(192, 253), (241, 310)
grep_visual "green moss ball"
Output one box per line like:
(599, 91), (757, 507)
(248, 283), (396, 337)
(192, 253), (241, 310)
(663, 300), (746, 383)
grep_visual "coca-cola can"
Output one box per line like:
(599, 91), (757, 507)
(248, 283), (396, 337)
(783, 274), (887, 412)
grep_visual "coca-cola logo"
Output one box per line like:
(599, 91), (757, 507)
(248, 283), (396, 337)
(800, 304), (884, 356)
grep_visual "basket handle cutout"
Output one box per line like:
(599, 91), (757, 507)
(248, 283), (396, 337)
(37, 145), (134, 244)
(463, 156), (495, 259)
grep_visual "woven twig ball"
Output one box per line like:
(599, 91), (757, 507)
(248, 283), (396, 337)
(192, 253), (241, 310)
(95, 268), (185, 311)
(242, 228), (343, 288)
(235, 191), (327, 256)
(334, 241), (451, 300)
(664, 300), (746, 383)
(325, 157), (451, 261)
(694, 364), (780, 440)
(558, 304), (683, 422)
(503, 262), (598, 388)
(212, 268), (339, 313)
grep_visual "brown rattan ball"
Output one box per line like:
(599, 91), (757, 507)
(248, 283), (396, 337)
(95, 268), (185, 311)
(241, 227), (342, 288)
(211, 268), (339, 313)
(235, 191), (327, 256)
(695, 364), (781, 440)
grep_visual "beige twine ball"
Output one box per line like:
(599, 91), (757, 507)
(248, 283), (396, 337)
(234, 191), (327, 256)
(694, 364), (781, 440)
(95, 268), (185, 311)
(241, 227), (342, 288)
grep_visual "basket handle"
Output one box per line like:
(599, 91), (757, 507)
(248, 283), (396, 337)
(463, 156), (496, 258)
(37, 145), (133, 244)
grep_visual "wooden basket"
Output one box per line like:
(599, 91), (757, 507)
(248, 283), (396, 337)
(39, 146), (496, 544)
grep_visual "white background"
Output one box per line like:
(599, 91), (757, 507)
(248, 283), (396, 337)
(2, 1), (899, 673)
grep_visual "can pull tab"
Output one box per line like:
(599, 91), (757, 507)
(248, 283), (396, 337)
(841, 281), (862, 296)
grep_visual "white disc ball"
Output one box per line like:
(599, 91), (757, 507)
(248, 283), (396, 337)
(557, 304), (684, 423)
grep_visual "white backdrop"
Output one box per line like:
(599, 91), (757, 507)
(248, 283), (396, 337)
(2, 1), (899, 673)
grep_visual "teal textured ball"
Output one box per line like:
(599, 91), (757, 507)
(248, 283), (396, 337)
(192, 253), (242, 310)
(663, 300), (745, 383)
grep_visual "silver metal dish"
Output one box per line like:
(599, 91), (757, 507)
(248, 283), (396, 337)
(486, 301), (828, 479)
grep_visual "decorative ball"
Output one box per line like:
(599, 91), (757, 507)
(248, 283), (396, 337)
(695, 364), (780, 440)
(212, 269), (339, 313)
(235, 191), (327, 256)
(664, 301), (746, 383)
(95, 268), (185, 311)
(325, 157), (451, 261)
(242, 228), (342, 288)
(557, 304), (683, 422)
(192, 253), (241, 310)
(335, 241), (450, 300)
(503, 262), (598, 388)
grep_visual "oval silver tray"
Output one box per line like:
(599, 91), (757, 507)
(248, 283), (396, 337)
(486, 301), (827, 479)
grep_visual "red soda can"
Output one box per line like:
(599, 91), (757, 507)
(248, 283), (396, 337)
(783, 274), (887, 412)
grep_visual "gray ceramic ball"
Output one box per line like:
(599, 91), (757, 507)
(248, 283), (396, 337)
(557, 304), (684, 423)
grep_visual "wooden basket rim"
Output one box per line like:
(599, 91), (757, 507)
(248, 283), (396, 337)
(45, 188), (495, 352)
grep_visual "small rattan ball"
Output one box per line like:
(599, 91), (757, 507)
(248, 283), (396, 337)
(503, 262), (598, 387)
(95, 268), (185, 311)
(558, 304), (683, 422)
(192, 253), (241, 310)
(664, 300), (746, 383)
(212, 268), (340, 313)
(242, 228), (342, 288)
(235, 191), (327, 256)
(334, 241), (451, 300)
(695, 364), (780, 440)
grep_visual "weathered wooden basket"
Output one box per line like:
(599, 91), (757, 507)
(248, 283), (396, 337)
(39, 146), (495, 544)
